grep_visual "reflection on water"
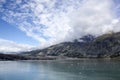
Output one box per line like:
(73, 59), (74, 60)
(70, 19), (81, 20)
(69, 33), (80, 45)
(0, 59), (120, 80)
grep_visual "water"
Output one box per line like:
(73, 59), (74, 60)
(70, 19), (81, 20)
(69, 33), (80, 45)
(0, 59), (120, 80)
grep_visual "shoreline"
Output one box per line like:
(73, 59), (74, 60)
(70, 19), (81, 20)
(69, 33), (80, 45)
(0, 54), (120, 61)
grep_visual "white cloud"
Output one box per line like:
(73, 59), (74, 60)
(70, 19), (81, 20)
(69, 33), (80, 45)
(0, 38), (34, 53)
(0, 0), (120, 49)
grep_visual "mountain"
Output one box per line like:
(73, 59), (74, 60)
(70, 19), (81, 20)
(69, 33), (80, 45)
(1, 32), (120, 60)
(23, 32), (120, 58)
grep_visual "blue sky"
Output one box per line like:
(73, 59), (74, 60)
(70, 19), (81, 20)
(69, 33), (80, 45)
(0, 19), (39, 46)
(0, 0), (120, 52)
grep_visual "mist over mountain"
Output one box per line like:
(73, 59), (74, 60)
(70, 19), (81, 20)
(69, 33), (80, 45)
(20, 32), (120, 58)
(0, 31), (120, 60)
(0, 0), (120, 51)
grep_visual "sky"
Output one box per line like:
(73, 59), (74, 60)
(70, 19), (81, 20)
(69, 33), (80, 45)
(0, 0), (120, 53)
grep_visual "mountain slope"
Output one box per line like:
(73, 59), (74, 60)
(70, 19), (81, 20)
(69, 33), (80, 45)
(24, 32), (120, 58)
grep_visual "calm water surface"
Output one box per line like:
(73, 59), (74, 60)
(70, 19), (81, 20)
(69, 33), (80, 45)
(0, 59), (120, 80)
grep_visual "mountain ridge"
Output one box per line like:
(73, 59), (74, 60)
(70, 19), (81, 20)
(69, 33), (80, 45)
(21, 32), (120, 58)
(0, 32), (120, 60)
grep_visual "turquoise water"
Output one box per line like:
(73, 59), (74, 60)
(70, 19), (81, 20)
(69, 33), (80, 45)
(0, 59), (120, 80)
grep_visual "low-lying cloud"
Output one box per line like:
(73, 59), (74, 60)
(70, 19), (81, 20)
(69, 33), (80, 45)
(0, 38), (34, 53)
(0, 0), (120, 49)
